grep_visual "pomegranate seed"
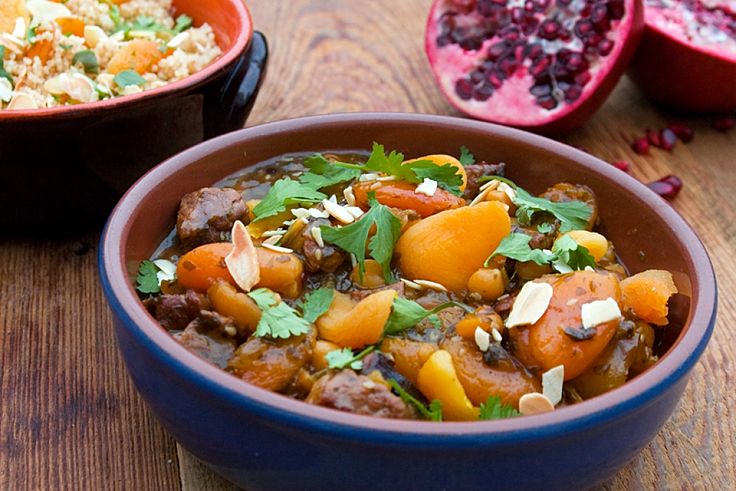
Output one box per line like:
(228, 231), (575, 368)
(668, 122), (694, 142)
(646, 128), (661, 147)
(455, 79), (474, 100)
(659, 128), (677, 151)
(611, 160), (630, 172)
(712, 116), (736, 131)
(631, 137), (649, 154)
(647, 175), (682, 200)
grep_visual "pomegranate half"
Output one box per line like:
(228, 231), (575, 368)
(629, 0), (736, 112)
(425, 0), (645, 133)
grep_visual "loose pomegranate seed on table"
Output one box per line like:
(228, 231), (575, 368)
(647, 175), (683, 200)
(611, 160), (630, 172)
(658, 127), (677, 151)
(631, 137), (650, 154)
(712, 116), (736, 132)
(646, 128), (661, 147)
(668, 122), (694, 142)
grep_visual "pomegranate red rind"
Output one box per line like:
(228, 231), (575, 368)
(425, 0), (645, 133)
(629, 0), (736, 112)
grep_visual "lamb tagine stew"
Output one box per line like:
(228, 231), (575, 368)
(135, 144), (679, 421)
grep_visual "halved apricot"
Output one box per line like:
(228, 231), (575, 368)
(416, 350), (479, 421)
(620, 270), (677, 326)
(316, 290), (396, 348)
(107, 39), (163, 75)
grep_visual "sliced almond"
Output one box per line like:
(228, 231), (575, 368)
(261, 229), (286, 238)
(26, 0), (72, 23)
(474, 327), (490, 352)
(519, 392), (555, 415)
(491, 327), (503, 343)
(343, 186), (356, 206)
(415, 178), (438, 197)
(12, 17), (25, 39)
(262, 243), (293, 254)
(505, 281), (553, 328)
(479, 179), (500, 192)
(6, 92), (37, 110)
(84, 25), (107, 48)
(310, 226), (324, 248)
(44, 73), (98, 103)
(359, 173), (380, 182)
(167, 31), (190, 49)
(0, 32), (25, 53)
(581, 297), (621, 329)
(497, 182), (516, 201)
(152, 259), (177, 284)
(345, 206), (364, 219)
(225, 220), (260, 292)
(414, 279), (448, 292)
(0, 78), (12, 102)
(262, 234), (283, 246)
(469, 186), (492, 206)
(400, 278), (422, 290)
(322, 199), (354, 224)
(376, 175), (396, 182)
(542, 365), (564, 406)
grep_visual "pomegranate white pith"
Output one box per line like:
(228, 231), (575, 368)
(426, 0), (644, 131)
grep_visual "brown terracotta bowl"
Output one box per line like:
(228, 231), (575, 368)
(0, 0), (267, 233)
(100, 113), (717, 491)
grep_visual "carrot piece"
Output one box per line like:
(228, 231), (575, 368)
(176, 242), (234, 292)
(380, 337), (437, 385)
(352, 180), (464, 218)
(254, 248), (304, 299)
(620, 270), (677, 326)
(107, 39), (163, 75)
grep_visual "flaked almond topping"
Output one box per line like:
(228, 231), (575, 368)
(7, 93), (38, 110)
(479, 179), (500, 192)
(414, 279), (448, 292)
(474, 327), (490, 352)
(497, 182), (516, 201)
(345, 206), (364, 219)
(491, 327), (503, 343)
(261, 229), (287, 237)
(376, 175), (396, 182)
(542, 365), (564, 406)
(581, 297), (621, 329)
(518, 392), (555, 415)
(26, 0), (72, 22)
(469, 186), (492, 206)
(313, 248), (323, 261)
(359, 173), (380, 182)
(415, 178), (438, 197)
(84, 25), (107, 48)
(12, 17), (26, 39)
(262, 235), (283, 246)
(291, 208), (311, 219)
(0, 33), (25, 53)
(343, 186), (356, 206)
(400, 278), (422, 290)
(310, 226), (324, 247)
(225, 221), (260, 292)
(224, 326), (237, 337)
(327, 194), (338, 203)
(167, 31), (190, 49)
(152, 259), (176, 284)
(262, 243), (294, 254)
(322, 199), (354, 224)
(350, 254), (357, 267)
(369, 182), (382, 191)
(505, 281), (553, 328)
(308, 208), (330, 219)
(0, 79), (12, 103)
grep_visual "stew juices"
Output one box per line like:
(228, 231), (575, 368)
(135, 144), (678, 421)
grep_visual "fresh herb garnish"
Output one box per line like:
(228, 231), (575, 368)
(301, 287), (334, 323)
(537, 222), (554, 234)
(321, 193), (401, 283)
(298, 154), (362, 190)
(26, 25), (38, 44)
(387, 379), (443, 421)
(325, 346), (375, 370)
(110, 5), (122, 28)
(248, 288), (311, 339)
(135, 260), (161, 294)
(114, 69), (146, 88)
(481, 177), (592, 232)
(252, 178), (326, 222)
(0, 47), (12, 87)
(335, 143), (464, 196)
(112, 13), (193, 39)
(458, 145), (475, 166)
(487, 232), (595, 273)
(478, 395), (519, 420)
(384, 297), (470, 335)
(72, 50), (99, 74)
(173, 14), (193, 34)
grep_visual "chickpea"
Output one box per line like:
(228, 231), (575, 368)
(467, 268), (507, 302)
(516, 260), (553, 280)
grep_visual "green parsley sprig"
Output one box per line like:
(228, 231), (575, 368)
(252, 178), (326, 222)
(298, 154), (362, 190)
(0, 47), (13, 87)
(321, 194), (401, 283)
(387, 379), (443, 421)
(135, 260), (160, 294)
(478, 395), (519, 420)
(72, 50), (99, 74)
(248, 288), (311, 339)
(325, 346), (375, 370)
(301, 287), (334, 323)
(486, 232), (595, 273)
(458, 145), (475, 166)
(384, 297), (471, 335)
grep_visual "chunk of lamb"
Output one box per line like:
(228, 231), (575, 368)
(176, 187), (247, 245)
(143, 290), (210, 330)
(463, 162), (506, 199)
(540, 183), (599, 230)
(173, 324), (236, 369)
(306, 370), (415, 419)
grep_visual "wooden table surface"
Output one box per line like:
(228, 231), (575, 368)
(1, 0), (735, 489)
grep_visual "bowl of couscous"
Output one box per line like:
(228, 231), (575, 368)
(0, 0), (266, 232)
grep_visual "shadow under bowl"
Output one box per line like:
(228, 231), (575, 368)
(99, 113), (717, 491)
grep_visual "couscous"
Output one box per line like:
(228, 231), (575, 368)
(0, 0), (221, 109)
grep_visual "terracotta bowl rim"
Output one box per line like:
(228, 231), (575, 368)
(0, 0), (252, 121)
(100, 112), (717, 439)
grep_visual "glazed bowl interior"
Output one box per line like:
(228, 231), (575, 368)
(0, 0), (252, 120)
(104, 113), (716, 435)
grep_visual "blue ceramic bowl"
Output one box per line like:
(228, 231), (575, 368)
(99, 113), (717, 491)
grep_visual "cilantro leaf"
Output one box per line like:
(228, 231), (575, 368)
(173, 14), (193, 34)
(72, 50), (99, 74)
(478, 395), (519, 420)
(299, 154), (361, 190)
(551, 235), (595, 273)
(458, 145), (475, 166)
(537, 222), (554, 234)
(135, 260), (160, 294)
(387, 379), (443, 421)
(487, 233), (553, 266)
(325, 346), (375, 370)
(114, 70), (146, 88)
(321, 194), (401, 283)
(248, 288), (311, 339)
(253, 178), (326, 222)
(411, 162), (463, 196)
(384, 297), (469, 335)
(0, 47), (13, 86)
(360, 142), (417, 182)
(513, 186), (592, 233)
(301, 287), (334, 323)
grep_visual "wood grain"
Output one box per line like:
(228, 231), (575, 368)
(1, 0), (734, 489)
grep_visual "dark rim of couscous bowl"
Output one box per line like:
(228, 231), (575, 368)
(100, 113), (717, 442)
(0, 0), (252, 121)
